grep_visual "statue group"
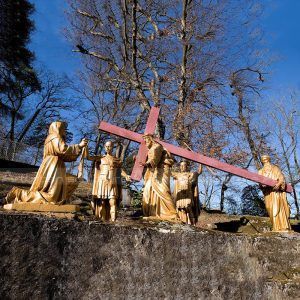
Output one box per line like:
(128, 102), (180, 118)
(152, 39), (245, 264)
(5, 121), (292, 231)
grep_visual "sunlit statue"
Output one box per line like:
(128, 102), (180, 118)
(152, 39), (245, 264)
(258, 155), (291, 232)
(172, 161), (202, 225)
(6, 121), (88, 204)
(141, 134), (178, 221)
(88, 141), (130, 222)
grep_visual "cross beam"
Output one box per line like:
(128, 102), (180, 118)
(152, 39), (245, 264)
(99, 107), (293, 193)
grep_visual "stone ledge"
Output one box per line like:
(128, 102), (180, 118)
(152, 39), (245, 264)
(3, 203), (80, 212)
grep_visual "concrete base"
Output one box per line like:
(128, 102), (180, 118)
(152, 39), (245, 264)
(3, 203), (80, 213)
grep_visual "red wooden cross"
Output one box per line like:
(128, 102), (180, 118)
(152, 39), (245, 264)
(99, 107), (293, 193)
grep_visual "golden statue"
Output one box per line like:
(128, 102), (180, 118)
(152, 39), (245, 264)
(88, 141), (130, 222)
(258, 155), (291, 232)
(172, 161), (202, 225)
(5, 121), (88, 205)
(141, 134), (178, 221)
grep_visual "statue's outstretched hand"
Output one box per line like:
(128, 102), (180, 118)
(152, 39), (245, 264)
(79, 138), (88, 148)
(198, 164), (203, 174)
(273, 182), (281, 191)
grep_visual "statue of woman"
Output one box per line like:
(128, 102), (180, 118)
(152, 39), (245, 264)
(258, 155), (291, 232)
(172, 161), (202, 225)
(88, 141), (130, 222)
(6, 121), (88, 204)
(141, 134), (178, 221)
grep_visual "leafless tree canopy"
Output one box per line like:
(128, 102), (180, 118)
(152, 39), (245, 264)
(67, 0), (266, 143)
(67, 0), (300, 213)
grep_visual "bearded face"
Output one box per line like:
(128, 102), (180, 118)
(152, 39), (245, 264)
(144, 136), (153, 149)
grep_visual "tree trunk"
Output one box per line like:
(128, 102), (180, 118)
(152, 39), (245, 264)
(17, 108), (42, 143)
(237, 91), (261, 170)
(174, 0), (190, 147)
(292, 184), (300, 219)
(89, 131), (102, 182)
(220, 174), (232, 212)
(8, 110), (16, 160)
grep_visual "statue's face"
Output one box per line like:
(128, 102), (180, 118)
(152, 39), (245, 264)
(105, 142), (113, 154)
(180, 162), (188, 172)
(144, 136), (153, 149)
(261, 156), (271, 165)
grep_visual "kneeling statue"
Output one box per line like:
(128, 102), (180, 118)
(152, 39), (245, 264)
(6, 121), (88, 205)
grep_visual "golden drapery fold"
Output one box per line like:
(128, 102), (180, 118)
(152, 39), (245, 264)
(142, 142), (178, 220)
(6, 122), (81, 205)
(258, 164), (291, 231)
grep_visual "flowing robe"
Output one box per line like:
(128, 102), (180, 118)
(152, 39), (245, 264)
(258, 164), (291, 231)
(172, 171), (200, 225)
(6, 125), (81, 205)
(142, 142), (177, 220)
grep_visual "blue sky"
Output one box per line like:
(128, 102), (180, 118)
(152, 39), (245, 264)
(263, 0), (300, 91)
(30, 0), (78, 75)
(29, 0), (300, 94)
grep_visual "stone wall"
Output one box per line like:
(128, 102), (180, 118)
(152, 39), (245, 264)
(0, 212), (299, 299)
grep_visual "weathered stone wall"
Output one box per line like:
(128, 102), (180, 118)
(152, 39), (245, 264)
(0, 212), (299, 300)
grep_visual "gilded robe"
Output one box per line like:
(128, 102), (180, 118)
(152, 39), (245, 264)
(6, 122), (81, 205)
(142, 142), (177, 220)
(172, 171), (200, 225)
(258, 164), (291, 231)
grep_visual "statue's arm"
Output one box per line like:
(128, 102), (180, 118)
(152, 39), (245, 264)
(258, 168), (267, 189)
(197, 164), (203, 175)
(274, 166), (286, 191)
(87, 154), (102, 161)
(55, 138), (81, 157)
(121, 168), (131, 181)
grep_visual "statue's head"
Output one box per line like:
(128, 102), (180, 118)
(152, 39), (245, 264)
(48, 121), (67, 139)
(142, 134), (154, 149)
(180, 160), (189, 172)
(105, 140), (113, 154)
(261, 155), (271, 165)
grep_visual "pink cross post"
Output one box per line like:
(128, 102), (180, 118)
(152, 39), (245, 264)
(129, 106), (160, 180)
(99, 107), (293, 193)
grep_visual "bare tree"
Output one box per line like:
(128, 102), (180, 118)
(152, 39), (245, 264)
(268, 97), (300, 217)
(1, 68), (71, 160)
(17, 70), (71, 144)
(66, 0), (271, 205)
(229, 67), (268, 170)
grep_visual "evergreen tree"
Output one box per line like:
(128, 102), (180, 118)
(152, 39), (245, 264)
(0, 0), (40, 139)
(241, 185), (267, 217)
(0, 1), (40, 102)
